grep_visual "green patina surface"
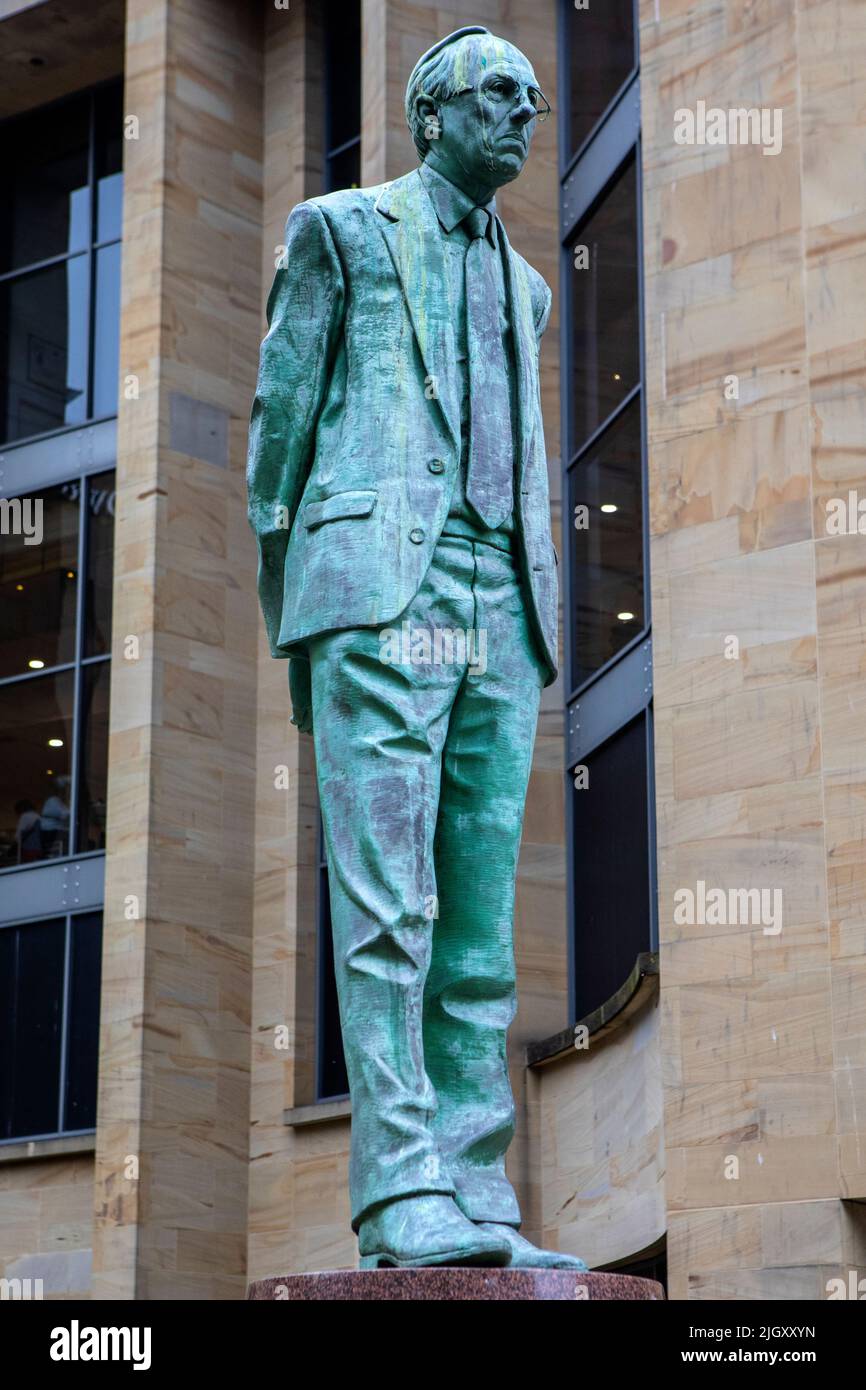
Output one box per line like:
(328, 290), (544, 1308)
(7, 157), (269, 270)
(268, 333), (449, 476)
(247, 26), (584, 1270)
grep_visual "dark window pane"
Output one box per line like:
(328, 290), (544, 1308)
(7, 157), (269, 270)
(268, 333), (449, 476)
(326, 140), (361, 194)
(570, 156), (639, 452)
(323, 0), (361, 156)
(0, 95), (90, 274)
(0, 670), (74, 868)
(0, 917), (66, 1139)
(572, 716), (649, 1019)
(0, 480), (80, 679)
(0, 256), (89, 445)
(77, 660), (110, 854)
(95, 83), (124, 244)
(567, 0), (635, 159)
(569, 398), (644, 688)
(84, 471), (116, 657)
(93, 242), (121, 418)
(64, 911), (102, 1131)
(318, 859), (348, 1100)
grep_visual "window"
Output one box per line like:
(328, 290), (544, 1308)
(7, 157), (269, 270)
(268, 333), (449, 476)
(316, 822), (348, 1100)
(0, 911), (102, 1140)
(313, 3), (360, 1100)
(0, 472), (115, 870)
(323, 0), (361, 192)
(0, 83), (123, 447)
(0, 79), (122, 1144)
(560, 0), (657, 1019)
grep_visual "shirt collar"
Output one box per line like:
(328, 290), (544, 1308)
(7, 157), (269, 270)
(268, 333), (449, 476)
(419, 162), (499, 249)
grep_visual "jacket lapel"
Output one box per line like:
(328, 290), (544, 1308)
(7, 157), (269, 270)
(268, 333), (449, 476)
(375, 171), (461, 454)
(497, 217), (537, 486)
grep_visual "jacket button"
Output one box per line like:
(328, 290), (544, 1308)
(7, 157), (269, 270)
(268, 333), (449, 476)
(409, 527), (425, 544)
(427, 459), (445, 474)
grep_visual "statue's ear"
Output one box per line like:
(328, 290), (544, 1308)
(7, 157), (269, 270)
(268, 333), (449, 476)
(415, 94), (438, 126)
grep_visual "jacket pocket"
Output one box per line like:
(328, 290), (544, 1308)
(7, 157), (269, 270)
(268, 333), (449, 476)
(303, 489), (378, 530)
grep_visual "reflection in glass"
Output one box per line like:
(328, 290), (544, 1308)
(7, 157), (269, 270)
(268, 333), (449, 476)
(84, 471), (116, 656)
(0, 95), (90, 273)
(96, 83), (124, 244)
(567, 0), (635, 159)
(572, 716), (649, 1019)
(0, 257), (89, 443)
(569, 399), (644, 689)
(93, 243), (121, 418)
(64, 911), (103, 1131)
(0, 917), (66, 1139)
(77, 660), (110, 854)
(0, 670), (74, 868)
(323, 0), (361, 163)
(570, 156), (640, 453)
(0, 482), (80, 679)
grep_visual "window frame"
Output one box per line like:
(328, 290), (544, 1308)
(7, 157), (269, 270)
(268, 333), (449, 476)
(0, 79), (121, 931)
(0, 907), (102, 1146)
(0, 77), (124, 453)
(558, 0), (658, 1020)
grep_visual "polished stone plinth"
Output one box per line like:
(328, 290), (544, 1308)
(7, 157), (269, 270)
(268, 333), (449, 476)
(248, 1270), (664, 1301)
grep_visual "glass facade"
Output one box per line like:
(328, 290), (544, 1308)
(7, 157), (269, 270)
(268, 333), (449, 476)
(323, 0), (361, 193)
(0, 473), (115, 870)
(0, 84), (123, 446)
(560, 0), (657, 1019)
(314, 3), (360, 1099)
(0, 79), (122, 1143)
(0, 910), (103, 1140)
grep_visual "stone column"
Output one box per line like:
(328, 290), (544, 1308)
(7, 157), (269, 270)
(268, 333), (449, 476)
(92, 0), (262, 1299)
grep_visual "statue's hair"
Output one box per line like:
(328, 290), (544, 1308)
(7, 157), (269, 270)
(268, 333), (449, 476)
(406, 26), (521, 161)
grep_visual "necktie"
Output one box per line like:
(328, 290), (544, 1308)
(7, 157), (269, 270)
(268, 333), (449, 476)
(463, 207), (514, 530)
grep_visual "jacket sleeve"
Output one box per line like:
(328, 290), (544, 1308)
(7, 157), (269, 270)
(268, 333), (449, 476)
(246, 201), (345, 656)
(534, 278), (553, 343)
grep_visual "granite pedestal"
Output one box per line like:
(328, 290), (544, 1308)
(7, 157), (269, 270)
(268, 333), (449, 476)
(248, 1270), (664, 1301)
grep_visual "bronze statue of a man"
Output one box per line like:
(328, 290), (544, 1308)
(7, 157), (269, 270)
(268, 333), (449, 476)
(248, 25), (586, 1271)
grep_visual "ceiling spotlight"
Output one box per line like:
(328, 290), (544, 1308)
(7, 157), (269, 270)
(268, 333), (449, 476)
(600, 504), (618, 514)
(28, 659), (45, 669)
(617, 611), (634, 622)
(48, 737), (64, 747)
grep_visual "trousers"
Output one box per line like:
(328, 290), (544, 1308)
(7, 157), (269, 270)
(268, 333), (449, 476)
(307, 533), (545, 1230)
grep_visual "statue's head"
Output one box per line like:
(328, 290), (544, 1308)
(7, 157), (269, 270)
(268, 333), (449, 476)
(405, 26), (549, 194)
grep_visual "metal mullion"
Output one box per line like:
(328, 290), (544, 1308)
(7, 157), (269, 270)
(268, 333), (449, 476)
(0, 660), (77, 689)
(559, 0), (641, 183)
(645, 706), (659, 954)
(325, 133), (360, 160)
(560, 67), (640, 184)
(80, 651), (112, 668)
(565, 622), (651, 710)
(0, 249), (83, 286)
(85, 89), (98, 424)
(57, 913), (73, 1134)
(635, 131), (652, 631)
(67, 475), (89, 856)
(565, 379), (642, 476)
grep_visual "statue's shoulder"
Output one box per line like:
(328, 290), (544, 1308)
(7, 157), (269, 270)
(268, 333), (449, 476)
(508, 243), (550, 301)
(305, 182), (389, 219)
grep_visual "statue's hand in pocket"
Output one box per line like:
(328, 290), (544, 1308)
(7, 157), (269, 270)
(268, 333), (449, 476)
(289, 655), (314, 736)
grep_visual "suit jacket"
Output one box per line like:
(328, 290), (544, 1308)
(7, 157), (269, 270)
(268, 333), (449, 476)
(246, 165), (559, 687)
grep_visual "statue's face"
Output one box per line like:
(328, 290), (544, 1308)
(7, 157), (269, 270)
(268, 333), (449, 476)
(424, 41), (546, 193)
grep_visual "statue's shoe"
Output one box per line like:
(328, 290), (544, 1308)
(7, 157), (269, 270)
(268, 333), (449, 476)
(358, 1195), (512, 1269)
(476, 1223), (588, 1270)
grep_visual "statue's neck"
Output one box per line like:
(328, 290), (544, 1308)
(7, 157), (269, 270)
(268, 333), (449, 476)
(424, 151), (497, 208)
